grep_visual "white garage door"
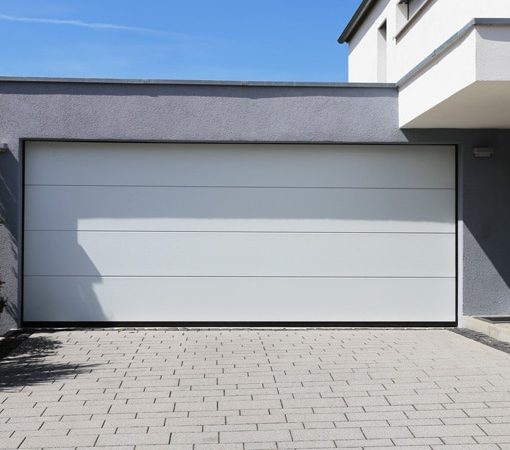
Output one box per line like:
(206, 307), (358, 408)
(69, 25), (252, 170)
(23, 142), (456, 323)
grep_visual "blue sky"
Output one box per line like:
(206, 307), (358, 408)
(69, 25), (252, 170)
(0, 0), (361, 82)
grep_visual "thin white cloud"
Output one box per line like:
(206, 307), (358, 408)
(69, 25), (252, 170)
(0, 13), (165, 35)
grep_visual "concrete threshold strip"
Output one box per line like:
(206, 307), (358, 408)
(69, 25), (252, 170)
(453, 318), (510, 356)
(462, 316), (510, 346)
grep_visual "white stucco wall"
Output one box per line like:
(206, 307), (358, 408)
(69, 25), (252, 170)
(476, 25), (510, 81)
(347, 0), (510, 83)
(398, 23), (510, 128)
(398, 29), (478, 127)
(348, 0), (392, 82)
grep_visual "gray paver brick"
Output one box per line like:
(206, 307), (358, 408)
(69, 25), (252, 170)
(76, 446), (134, 450)
(21, 434), (98, 448)
(292, 428), (364, 441)
(96, 433), (170, 446)
(277, 441), (337, 448)
(361, 425), (413, 438)
(220, 429), (291, 443)
(0, 407), (45, 417)
(344, 396), (389, 407)
(479, 423), (510, 435)
(410, 424), (486, 437)
(135, 446), (191, 450)
(174, 401), (217, 412)
(227, 413), (286, 424)
(431, 445), (499, 450)
(333, 438), (393, 447)
(386, 394), (453, 405)
(218, 399), (281, 410)
(194, 445), (242, 450)
(244, 443), (277, 450)
(0, 437), (24, 449)
(43, 405), (110, 416)
(170, 432), (218, 444)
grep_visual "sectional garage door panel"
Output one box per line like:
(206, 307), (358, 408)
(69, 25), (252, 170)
(23, 142), (456, 323)
(23, 277), (455, 322)
(25, 231), (455, 278)
(26, 142), (455, 188)
(25, 185), (455, 233)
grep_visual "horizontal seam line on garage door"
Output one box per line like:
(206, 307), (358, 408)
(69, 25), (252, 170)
(24, 184), (456, 190)
(23, 275), (457, 279)
(23, 229), (457, 234)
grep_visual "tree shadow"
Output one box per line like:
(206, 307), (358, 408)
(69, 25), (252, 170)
(0, 335), (98, 389)
(0, 149), (20, 333)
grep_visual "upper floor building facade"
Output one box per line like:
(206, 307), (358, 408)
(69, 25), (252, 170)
(340, 0), (510, 128)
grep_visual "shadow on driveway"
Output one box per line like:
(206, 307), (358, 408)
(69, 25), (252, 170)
(0, 334), (97, 389)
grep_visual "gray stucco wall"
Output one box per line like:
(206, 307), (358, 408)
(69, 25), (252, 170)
(0, 79), (508, 333)
(460, 131), (510, 315)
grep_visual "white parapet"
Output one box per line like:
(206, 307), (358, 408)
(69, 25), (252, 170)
(399, 19), (510, 128)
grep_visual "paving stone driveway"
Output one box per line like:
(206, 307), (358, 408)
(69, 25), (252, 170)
(1, 329), (510, 449)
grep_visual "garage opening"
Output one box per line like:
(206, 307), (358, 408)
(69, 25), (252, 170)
(22, 141), (456, 324)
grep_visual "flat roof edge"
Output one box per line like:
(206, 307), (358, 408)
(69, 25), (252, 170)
(0, 76), (396, 89)
(338, 0), (378, 43)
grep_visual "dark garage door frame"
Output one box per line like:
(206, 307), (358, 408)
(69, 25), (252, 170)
(19, 138), (459, 328)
